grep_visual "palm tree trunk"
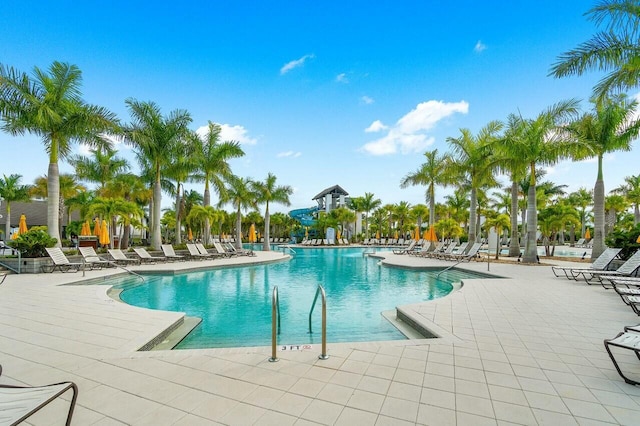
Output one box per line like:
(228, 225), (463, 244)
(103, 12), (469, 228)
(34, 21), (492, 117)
(263, 202), (271, 251)
(203, 185), (211, 245)
(509, 181), (520, 257)
(467, 188), (477, 251)
(429, 191), (436, 250)
(235, 206), (242, 249)
(175, 185), (182, 245)
(592, 173), (606, 260)
(48, 163), (62, 247)
(4, 204), (10, 242)
(523, 185), (538, 263)
(151, 177), (162, 250)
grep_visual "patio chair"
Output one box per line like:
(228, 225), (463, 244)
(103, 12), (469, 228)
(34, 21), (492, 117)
(211, 242), (235, 258)
(223, 242), (255, 257)
(393, 240), (417, 255)
(161, 244), (186, 261)
(196, 243), (225, 259)
(551, 247), (622, 280)
(43, 248), (84, 273)
(0, 365), (79, 426)
(433, 243), (458, 260)
(576, 250), (640, 286)
(107, 249), (141, 265)
(186, 243), (215, 260)
(443, 242), (483, 262)
(133, 247), (166, 263)
(604, 331), (640, 385)
(573, 238), (585, 247)
(78, 246), (115, 269)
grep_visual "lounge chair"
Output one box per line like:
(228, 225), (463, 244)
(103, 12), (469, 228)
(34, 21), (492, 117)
(133, 247), (166, 263)
(393, 240), (417, 255)
(573, 238), (585, 247)
(433, 243), (458, 259)
(107, 248), (141, 265)
(0, 365), (79, 426)
(212, 242), (234, 257)
(161, 244), (186, 261)
(576, 250), (640, 286)
(43, 248), (84, 273)
(0, 272), (7, 285)
(551, 247), (622, 280)
(79, 246), (115, 269)
(196, 243), (225, 258)
(444, 242), (483, 262)
(223, 242), (255, 257)
(186, 243), (215, 259)
(604, 331), (640, 385)
(341, 238), (350, 245)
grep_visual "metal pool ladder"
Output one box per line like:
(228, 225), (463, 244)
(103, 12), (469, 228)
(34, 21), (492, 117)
(308, 284), (329, 360)
(269, 286), (281, 362)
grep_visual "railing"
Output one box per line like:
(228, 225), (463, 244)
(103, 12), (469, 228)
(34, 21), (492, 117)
(0, 249), (21, 274)
(278, 245), (296, 255)
(269, 286), (281, 362)
(308, 285), (329, 360)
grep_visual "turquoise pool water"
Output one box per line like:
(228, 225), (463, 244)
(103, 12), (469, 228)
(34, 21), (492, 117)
(116, 248), (494, 349)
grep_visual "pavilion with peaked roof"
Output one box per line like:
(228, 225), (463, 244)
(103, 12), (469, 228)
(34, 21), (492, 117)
(312, 184), (350, 213)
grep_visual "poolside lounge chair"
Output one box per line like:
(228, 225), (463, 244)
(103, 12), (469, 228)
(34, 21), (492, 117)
(393, 240), (417, 255)
(133, 247), (166, 263)
(573, 238), (585, 247)
(43, 248), (84, 273)
(161, 244), (186, 261)
(604, 331), (640, 385)
(107, 248), (141, 265)
(341, 238), (350, 245)
(551, 247), (622, 280)
(79, 246), (115, 269)
(0, 365), (79, 426)
(212, 242), (234, 257)
(196, 243), (225, 259)
(576, 250), (640, 286)
(444, 242), (483, 262)
(223, 242), (255, 257)
(433, 243), (458, 259)
(186, 243), (215, 259)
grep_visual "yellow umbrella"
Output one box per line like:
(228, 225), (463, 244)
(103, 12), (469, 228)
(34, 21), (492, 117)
(18, 214), (27, 235)
(93, 218), (101, 237)
(99, 219), (110, 246)
(636, 234), (640, 244)
(375, 230), (380, 240)
(426, 225), (437, 242)
(394, 230), (398, 240)
(81, 220), (91, 236)
(414, 226), (420, 241)
(337, 229), (341, 240)
(423, 229), (429, 240)
(584, 228), (591, 240)
(249, 223), (256, 242)
(11, 232), (18, 240)
(188, 228), (193, 241)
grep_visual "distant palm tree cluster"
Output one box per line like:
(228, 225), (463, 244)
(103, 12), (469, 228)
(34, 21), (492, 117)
(1, 1), (640, 263)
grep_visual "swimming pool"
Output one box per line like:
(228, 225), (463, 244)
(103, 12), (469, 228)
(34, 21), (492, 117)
(116, 248), (495, 349)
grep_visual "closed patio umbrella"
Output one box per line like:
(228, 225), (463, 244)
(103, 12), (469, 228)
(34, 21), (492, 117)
(18, 214), (27, 235)
(81, 220), (91, 236)
(426, 225), (437, 242)
(375, 230), (380, 240)
(414, 226), (420, 241)
(99, 220), (110, 247)
(93, 219), (101, 237)
(584, 228), (591, 240)
(249, 223), (256, 242)
(394, 230), (398, 240)
(188, 228), (193, 241)
(636, 234), (640, 244)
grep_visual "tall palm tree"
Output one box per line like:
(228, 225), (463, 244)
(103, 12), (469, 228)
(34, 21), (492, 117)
(612, 174), (640, 225)
(567, 188), (593, 238)
(605, 193), (629, 234)
(219, 175), (257, 249)
(252, 173), (293, 251)
(193, 123), (245, 244)
(513, 100), (582, 263)
(66, 190), (96, 223)
(550, 0), (640, 100)
(393, 201), (412, 236)
(360, 192), (381, 239)
(0, 62), (118, 246)
(400, 149), (451, 234)
(88, 197), (137, 249)
(166, 134), (198, 245)
(569, 96), (640, 258)
(69, 146), (129, 195)
(410, 204), (429, 235)
(447, 121), (503, 249)
(123, 99), (191, 250)
(0, 174), (31, 239)
(103, 173), (152, 248)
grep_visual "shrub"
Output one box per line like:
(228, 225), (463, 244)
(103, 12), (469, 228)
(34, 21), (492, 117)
(8, 228), (58, 258)
(605, 223), (640, 260)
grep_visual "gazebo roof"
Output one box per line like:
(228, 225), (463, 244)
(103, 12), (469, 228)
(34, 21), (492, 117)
(312, 185), (349, 200)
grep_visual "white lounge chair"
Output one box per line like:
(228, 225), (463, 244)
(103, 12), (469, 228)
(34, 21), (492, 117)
(79, 246), (115, 269)
(133, 247), (166, 263)
(186, 243), (215, 259)
(43, 247), (84, 273)
(161, 244), (186, 261)
(107, 248), (141, 265)
(551, 247), (622, 280)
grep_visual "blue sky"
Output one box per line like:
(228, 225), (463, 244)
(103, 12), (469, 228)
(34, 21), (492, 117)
(1, 1), (637, 213)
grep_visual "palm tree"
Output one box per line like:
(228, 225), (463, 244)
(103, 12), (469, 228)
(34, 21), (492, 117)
(484, 213), (511, 259)
(0, 174), (31, 240)
(360, 192), (381, 239)
(400, 149), (451, 240)
(550, 0), (640, 100)
(166, 134), (198, 245)
(66, 190), (95, 223)
(513, 100), (582, 263)
(447, 121), (503, 250)
(69, 146), (129, 195)
(0, 62), (118, 246)
(393, 201), (412, 237)
(88, 197), (136, 249)
(331, 207), (356, 241)
(567, 188), (593, 239)
(612, 174), (640, 225)
(187, 205), (218, 241)
(219, 175), (256, 249)
(605, 193), (629, 234)
(32, 174), (86, 233)
(252, 173), (293, 251)
(348, 196), (365, 241)
(410, 204), (429, 236)
(103, 173), (152, 248)
(193, 123), (245, 244)
(569, 96), (640, 259)
(123, 99), (192, 250)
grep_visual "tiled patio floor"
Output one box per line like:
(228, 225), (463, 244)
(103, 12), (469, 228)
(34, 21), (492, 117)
(1, 249), (639, 425)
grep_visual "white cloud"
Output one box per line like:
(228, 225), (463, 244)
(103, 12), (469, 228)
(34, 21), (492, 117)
(280, 54), (315, 75)
(361, 95), (375, 104)
(361, 100), (468, 156)
(365, 120), (388, 133)
(277, 151), (302, 158)
(336, 73), (348, 83)
(474, 40), (487, 53)
(196, 123), (257, 145)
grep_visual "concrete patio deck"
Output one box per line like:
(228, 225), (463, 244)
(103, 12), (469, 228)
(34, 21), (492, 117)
(1, 249), (640, 425)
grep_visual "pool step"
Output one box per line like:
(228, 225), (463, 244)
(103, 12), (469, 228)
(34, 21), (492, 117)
(148, 316), (202, 350)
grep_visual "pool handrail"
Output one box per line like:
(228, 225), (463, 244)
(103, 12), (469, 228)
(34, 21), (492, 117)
(269, 286), (280, 362)
(308, 284), (329, 360)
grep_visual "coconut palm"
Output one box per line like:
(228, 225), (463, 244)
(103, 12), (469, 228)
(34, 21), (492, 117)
(31, 173), (86, 233)
(567, 187), (593, 239)
(66, 190), (95, 223)
(0, 62), (118, 246)
(447, 121), (503, 250)
(69, 146), (129, 195)
(410, 204), (429, 236)
(192, 122), (245, 244)
(605, 193), (629, 234)
(103, 173), (152, 248)
(88, 197), (137, 249)
(360, 192), (381, 239)
(550, 0), (640, 100)
(165, 134), (199, 245)
(123, 99), (192, 250)
(187, 205), (218, 241)
(252, 173), (293, 251)
(330, 207), (356, 241)
(219, 175), (257, 249)
(0, 174), (31, 239)
(569, 96), (640, 258)
(612, 174), (640, 225)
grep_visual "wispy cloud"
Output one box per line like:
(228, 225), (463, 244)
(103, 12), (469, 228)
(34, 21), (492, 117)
(277, 150), (302, 158)
(365, 120), (388, 133)
(474, 40), (487, 53)
(336, 73), (348, 83)
(280, 54), (315, 75)
(361, 100), (469, 156)
(361, 95), (375, 105)
(196, 123), (257, 145)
